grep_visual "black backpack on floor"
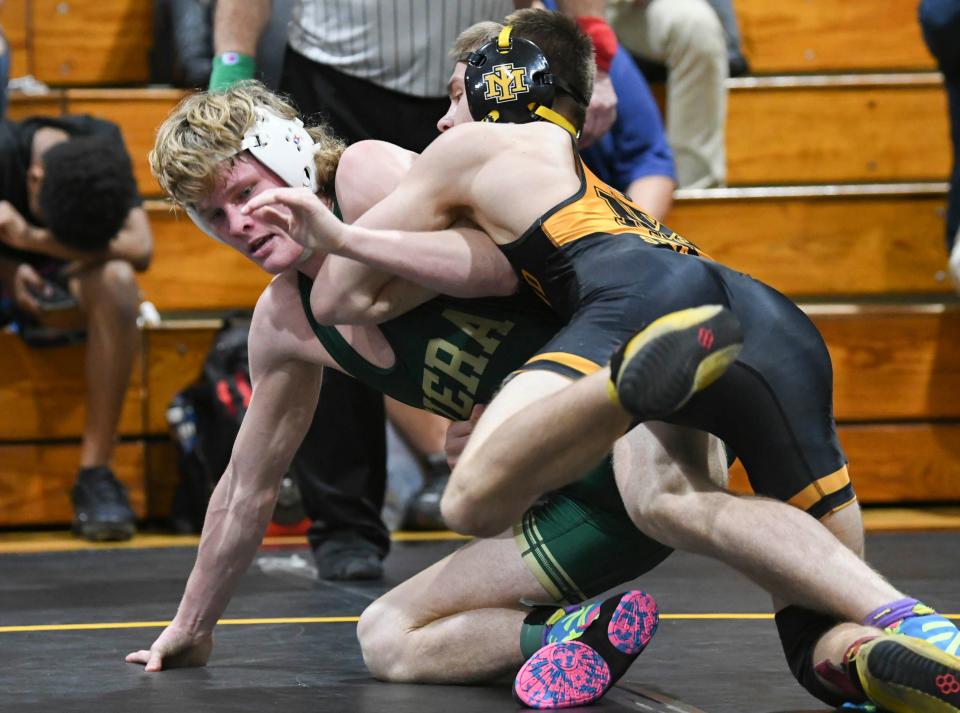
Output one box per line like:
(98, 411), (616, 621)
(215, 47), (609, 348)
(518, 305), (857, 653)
(166, 315), (253, 533)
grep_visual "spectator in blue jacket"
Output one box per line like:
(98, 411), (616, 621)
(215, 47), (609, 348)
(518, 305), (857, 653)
(544, 0), (676, 220)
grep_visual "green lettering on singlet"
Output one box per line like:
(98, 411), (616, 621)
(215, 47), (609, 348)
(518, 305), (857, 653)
(419, 309), (516, 420)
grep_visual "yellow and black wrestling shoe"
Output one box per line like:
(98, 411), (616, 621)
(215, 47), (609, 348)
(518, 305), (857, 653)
(854, 635), (960, 713)
(608, 305), (743, 420)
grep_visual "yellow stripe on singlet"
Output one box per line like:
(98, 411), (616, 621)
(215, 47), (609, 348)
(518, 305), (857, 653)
(523, 352), (602, 376)
(787, 466), (853, 513)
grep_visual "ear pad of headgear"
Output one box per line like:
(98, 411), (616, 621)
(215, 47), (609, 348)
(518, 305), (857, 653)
(464, 30), (557, 124)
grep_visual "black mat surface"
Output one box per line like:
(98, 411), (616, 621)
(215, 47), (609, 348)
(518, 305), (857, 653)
(1, 532), (956, 712)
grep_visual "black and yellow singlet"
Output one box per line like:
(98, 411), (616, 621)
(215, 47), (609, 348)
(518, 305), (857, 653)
(497, 150), (854, 521)
(502, 155), (705, 318)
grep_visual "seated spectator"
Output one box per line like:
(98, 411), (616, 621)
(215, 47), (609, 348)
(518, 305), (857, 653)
(919, 0), (960, 294)
(542, 0), (676, 219)
(607, 0), (728, 188)
(578, 47), (676, 218)
(0, 115), (152, 541)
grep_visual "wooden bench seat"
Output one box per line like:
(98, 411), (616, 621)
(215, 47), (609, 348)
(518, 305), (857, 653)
(23, 0), (152, 85)
(0, 442), (146, 526)
(736, 0), (936, 75)
(727, 75), (949, 185)
(142, 304), (960, 430)
(812, 303), (960, 421)
(728, 422), (960, 504)
(671, 184), (951, 298)
(0, 332), (142, 441)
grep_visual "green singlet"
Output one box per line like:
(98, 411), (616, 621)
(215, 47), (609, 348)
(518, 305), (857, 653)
(298, 274), (673, 603)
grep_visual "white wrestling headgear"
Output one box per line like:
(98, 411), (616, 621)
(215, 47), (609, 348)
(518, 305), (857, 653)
(186, 108), (319, 240)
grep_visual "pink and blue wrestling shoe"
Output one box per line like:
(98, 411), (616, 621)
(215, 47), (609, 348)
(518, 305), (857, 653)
(514, 590), (659, 709)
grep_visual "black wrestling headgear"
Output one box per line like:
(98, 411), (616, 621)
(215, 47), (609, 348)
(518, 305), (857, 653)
(463, 26), (585, 138)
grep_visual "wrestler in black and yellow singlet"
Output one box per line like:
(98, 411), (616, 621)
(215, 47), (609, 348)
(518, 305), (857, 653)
(501, 155), (855, 521)
(297, 275), (672, 603)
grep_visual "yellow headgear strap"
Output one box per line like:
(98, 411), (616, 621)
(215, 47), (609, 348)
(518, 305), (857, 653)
(533, 105), (579, 140)
(497, 25), (513, 52)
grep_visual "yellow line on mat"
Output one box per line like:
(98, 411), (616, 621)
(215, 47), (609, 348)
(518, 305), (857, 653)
(0, 617), (360, 633)
(0, 506), (956, 555)
(0, 530), (470, 555)
(3, 614), (957, 634)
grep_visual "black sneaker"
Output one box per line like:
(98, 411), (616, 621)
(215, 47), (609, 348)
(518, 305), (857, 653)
(402, 475), (449, 530)
(855, 635), (960, 712)
(312, 533), (383, 581)
(609, 305), (742, 420)
(71, 466), (136, 541)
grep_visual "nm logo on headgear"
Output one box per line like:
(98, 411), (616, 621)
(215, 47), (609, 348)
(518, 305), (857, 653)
(483, 63), (530, 103)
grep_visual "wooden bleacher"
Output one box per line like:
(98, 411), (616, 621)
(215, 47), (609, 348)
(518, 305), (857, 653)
(735, 0), (935, 74)
(0, 0), (957, 527)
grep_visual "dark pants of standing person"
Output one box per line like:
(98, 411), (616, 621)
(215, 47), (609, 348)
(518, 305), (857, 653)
(281, 47), (450, 577)
(920, 0), (960, 249)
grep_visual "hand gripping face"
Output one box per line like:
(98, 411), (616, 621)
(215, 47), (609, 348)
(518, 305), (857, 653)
(187, 108), (318, 240)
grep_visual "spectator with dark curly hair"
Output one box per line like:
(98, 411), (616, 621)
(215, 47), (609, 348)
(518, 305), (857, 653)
(0, 114), (152, 541)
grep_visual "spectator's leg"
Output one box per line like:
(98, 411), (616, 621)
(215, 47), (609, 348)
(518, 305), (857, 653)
(68, 260), (140, 540)
(610, 0), (728, 188)
(289, 369), (390, 580)
(919, 0), (960, 291)
(702, 0), (749, 76)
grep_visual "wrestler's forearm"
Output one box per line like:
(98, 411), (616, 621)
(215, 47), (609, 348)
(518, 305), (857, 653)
(333, 224), (517, 298)
(172, 469), (277, 635)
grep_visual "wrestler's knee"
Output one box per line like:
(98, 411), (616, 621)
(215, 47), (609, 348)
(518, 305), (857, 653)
(614, 431), (725, 548)
(357, 598), (412, 681)
(820, 500), (866, 558)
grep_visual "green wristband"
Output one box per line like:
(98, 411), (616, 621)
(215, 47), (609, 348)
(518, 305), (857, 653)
(208, 52), (256, 92)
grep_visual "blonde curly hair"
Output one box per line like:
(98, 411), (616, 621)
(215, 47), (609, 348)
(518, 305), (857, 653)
(150, 81), (345, 209)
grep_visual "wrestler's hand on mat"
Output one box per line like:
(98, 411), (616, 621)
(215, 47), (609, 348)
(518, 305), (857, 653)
(242, 187), (345, 254)
(444, 404), (485, 468)
(125, 624), (214, 672)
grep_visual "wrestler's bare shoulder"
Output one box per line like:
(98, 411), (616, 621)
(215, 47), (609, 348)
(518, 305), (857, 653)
(251, 271), (397, 375)
(336, 141), (417, 220)
(249, 272), (335, 372)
